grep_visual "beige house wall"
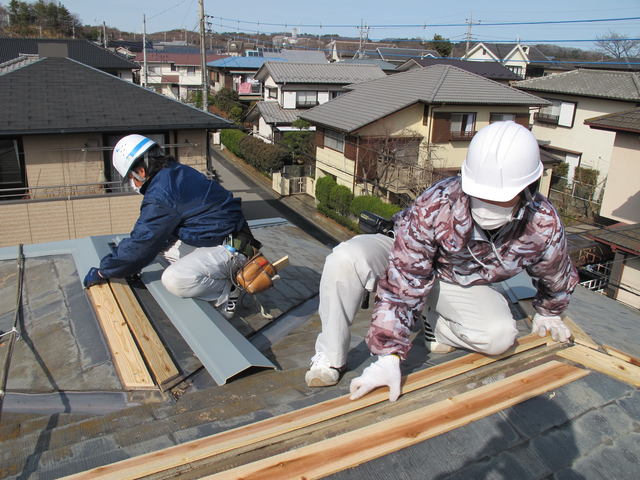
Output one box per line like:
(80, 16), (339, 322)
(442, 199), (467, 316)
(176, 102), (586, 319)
(23, 134), (106, 198)
(0, 195), (142, 247)
(599, 132), (640, 223)
(530, 93), (634, 186)
(175, 129), (208, 172)
(617, 257), (640, 309)
(315, 145), (356, 190)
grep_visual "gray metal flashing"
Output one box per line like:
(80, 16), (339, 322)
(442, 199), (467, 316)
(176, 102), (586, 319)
(0, 221), (283, 385)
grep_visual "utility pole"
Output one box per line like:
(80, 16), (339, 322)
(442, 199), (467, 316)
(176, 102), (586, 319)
(465, 13), (473, 57)
(103, 21), (107, 48)
(142, 15), (148, 88)
(199, 0), (209, 112)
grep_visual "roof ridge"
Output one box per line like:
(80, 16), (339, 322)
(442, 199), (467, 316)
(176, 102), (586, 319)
(428, 64), (451, 103)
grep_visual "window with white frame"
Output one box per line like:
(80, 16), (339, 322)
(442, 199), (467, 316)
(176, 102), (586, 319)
(450, 113), (476, 140)
(536, 99), (576, 127)
(324, 130), (345, 153)
(490, 113), (516, 123)
(296, 91), (318, 108)
(267, 87), (278, 99)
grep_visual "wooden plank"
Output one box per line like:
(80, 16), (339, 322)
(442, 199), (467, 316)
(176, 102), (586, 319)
(558, 344), (640, 387)
(603, 345), (640, 367)
(109, 278), (179, 388)
(562, 316), (599, 350)
(64, 333), (549, 480)
(204, 361), (588, 480)
(272, 256), (289, 272)
(86, 284), (154, 390)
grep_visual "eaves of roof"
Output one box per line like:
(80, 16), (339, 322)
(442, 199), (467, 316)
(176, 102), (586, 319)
(584, 107), (640, 134)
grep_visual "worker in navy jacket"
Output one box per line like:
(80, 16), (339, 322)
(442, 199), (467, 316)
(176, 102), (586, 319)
(83, 134), (253, 318)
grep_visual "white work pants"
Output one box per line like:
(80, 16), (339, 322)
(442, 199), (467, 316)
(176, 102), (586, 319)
(160, 240), (244, 305)
(315, 234), (518, 367)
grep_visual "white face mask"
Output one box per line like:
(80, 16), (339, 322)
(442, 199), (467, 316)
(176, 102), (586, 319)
(470, 197), (516, 230)
(129, 178), (141, 194)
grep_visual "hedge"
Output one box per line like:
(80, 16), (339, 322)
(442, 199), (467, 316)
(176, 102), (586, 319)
(238, 135), (288, 173)
(317, 204), (359, 232)
(328, 185), (354, 216)
(220, 129), (246, 157)
(350, 195), (402, 219)
(315, 175), (336, 207)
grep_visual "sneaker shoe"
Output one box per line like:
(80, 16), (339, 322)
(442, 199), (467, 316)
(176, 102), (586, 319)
(305, 352), (345, 387)
(220, 287), (240, 320)
(424, 320), (456, 354)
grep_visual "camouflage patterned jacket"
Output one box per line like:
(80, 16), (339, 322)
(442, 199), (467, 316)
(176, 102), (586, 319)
(367, 176), (579, 359)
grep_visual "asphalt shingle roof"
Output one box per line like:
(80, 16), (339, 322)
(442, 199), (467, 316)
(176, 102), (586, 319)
(0, 57), (231, 135)
(585, 107), (640, 133)
(514, 69), (640, 101)
(301, 64), (549, 132)
(398, 58), (520, 81)
(255, 62), (387, 84)
(0, 37), (138, 70)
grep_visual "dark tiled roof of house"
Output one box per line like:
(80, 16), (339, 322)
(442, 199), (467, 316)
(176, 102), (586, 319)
(0, 57), (231, 135)
(301, 64), (548, 133)
(252, 101), (306, 124)
(514, 69), (640, 101)
(0, 37), (138, 70)
(375, 47), (439, 62)
(397, 58), (520, 81)
(585, 107), (640, 133)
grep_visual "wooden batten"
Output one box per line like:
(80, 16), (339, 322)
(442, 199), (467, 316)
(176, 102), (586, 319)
(558, 344), (640, 387)
(109, 278), (179, 389)
(86, 283), (154, 390)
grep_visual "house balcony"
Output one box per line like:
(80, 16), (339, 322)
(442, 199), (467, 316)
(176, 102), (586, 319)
(235, 82), (262, 96)
(450, 131), (476, 141)
(534, 112), (560, 125)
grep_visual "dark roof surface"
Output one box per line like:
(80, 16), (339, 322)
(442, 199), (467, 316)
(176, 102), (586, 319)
(0, 37), (138, 69)
(301, 64), (548, 132)
(397, 57), (520, 80)
(585, 107), (640, 133)
(0, 57), (231, 135)
(585, 223), (640, 255)
(255, 61), (386, 84)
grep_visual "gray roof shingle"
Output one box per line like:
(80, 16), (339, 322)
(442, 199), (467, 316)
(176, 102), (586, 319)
(514, 69), (640, 101)
(0, 57), (231, 135)
(255, 62), (387, 84)
(585, 107), (640, 133)
(0, 37), (139, 70)
(255, 101), (306, 124)
(301, 64), (548, 132)
(397, 58), (520, 81)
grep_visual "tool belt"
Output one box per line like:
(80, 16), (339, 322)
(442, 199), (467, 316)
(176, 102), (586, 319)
(236, 252), (277, 294)
(226, 222), (262, 258)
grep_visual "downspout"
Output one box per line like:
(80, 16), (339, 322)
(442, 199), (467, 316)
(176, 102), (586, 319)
(352, 135), (359, 195)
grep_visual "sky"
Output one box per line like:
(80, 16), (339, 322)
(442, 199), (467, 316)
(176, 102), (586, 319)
(12, 0), (640, 51)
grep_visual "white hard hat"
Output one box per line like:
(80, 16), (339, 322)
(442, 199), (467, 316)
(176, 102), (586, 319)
(461, 121), (543, 202)
(112, 134), (157, 179)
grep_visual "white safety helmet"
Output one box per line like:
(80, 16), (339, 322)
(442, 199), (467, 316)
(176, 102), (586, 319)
(461, 121), (543, 202)
(112, 134), (157, 180)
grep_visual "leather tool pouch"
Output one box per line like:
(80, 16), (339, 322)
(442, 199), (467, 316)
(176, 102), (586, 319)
(236, 253), (277, 294)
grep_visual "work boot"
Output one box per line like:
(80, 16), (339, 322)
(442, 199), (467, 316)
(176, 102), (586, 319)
(424, 320), (456, 354)
(305, 352), (345, 387)
(220, 287), (240, 320)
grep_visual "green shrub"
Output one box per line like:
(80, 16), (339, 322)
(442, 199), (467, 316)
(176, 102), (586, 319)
(350, 195), (402, 219)
(238, 135), (288, 173)
(317, 204), (359, 232)
(329, 185), (354, 216)
(220, 129), (246, 157)
(315, 175), (336, 207)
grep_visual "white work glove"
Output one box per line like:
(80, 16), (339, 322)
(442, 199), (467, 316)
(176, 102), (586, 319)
(349, 354), (401, 402)
(531, 313), (572, 342)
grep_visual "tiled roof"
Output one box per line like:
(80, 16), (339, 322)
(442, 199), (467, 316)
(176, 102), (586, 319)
(339, 58), (398, 71)
(585, 223), (640, 255)
(255, 62), (387, 84)
(207, 56), (286, 69)
(274, 49), (328, 63)
(301, 64), (548, 132)
(0, 37), (138, 70)
(585, 107), (640, 133)
(514, 69), (640, 101)
(255, 101), (305, 124)
(397, 58), (520, 81)
(0, 57), (231, 135)
(376, 47), (439, 62)
(134, 51), (228, 65)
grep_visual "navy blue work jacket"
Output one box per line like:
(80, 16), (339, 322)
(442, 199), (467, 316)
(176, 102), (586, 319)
(99, 162), (245, 278)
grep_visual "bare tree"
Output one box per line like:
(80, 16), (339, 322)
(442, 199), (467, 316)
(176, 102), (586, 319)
(596, 30), (640, 59)
(355, 125), (445, 205)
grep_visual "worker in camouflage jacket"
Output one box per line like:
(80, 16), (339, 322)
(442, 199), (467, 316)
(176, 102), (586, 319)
(305, 121), (579, 402)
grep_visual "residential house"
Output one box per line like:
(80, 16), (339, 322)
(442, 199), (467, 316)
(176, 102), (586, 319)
(371, 47), (439, 65)
(134, 50), (228, 101)
(301, 65), (549, 204)
(0, 37), (139, 81)
(338, 57), (398, 73)
(325, 40), (395, 62)
(208, 50), (328, 102)
(245, 62), (387, 143)
(0, 55), (231, 247)
(513, 69), (640, 200)
(396, 57), (521, 83)
(458, 42), (552, 79)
